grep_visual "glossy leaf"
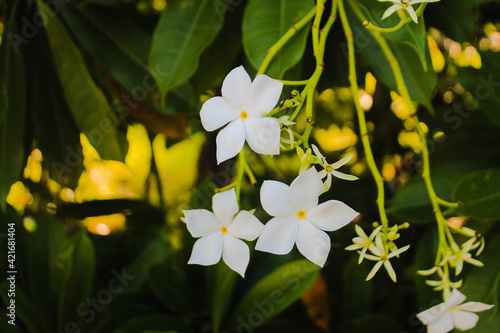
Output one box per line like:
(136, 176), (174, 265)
(0, 1), (27, 211)
(345, 0), (437, 113)
(149, 0), (227, 98)
(37, 0), (128, 162)
(452, 168), (500, 220)
(53, 229), (95, 330)
(243, 0), (314, 79)
(228, 259), (320, 329)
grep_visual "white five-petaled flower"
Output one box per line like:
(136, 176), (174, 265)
(183, 188), (264, 277)
(417, 289), (494, 333)
(255, 167), (359, 267)
(378, 0), (440, 24)
(311, 144), (358, 193)
(200, 66), (283, 164)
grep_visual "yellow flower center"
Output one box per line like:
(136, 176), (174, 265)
(297, 210), (307, 219)
(220, 226), (228, 234)
(240, 111), (248, 119)
(326, 165), (333, 172)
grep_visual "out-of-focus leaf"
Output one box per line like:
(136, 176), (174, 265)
(342, 255), (373, 322)
(37, 0), (128, 162)
(0, 283), (49, 333)
(57, 199), (150, 219)
(149, 0), (227, 98)
(414, 228), (440, 308)
(345, 0), (437, 113)
(24, 24), (82, 188)
(426, 1), (476, 43)
(457, 51), (500, 125)
(0, 1), (27, 211)
(463, 230), (500, 332)
(228, 259), (320, 330)
(242, 0), (314, 79)
(147, 263), (197, 314)
(207, 262), (239, 332)
(58, 2), (155, 92)
(301, 274), (330, 331)
(53, 229), (95, 330)
(116, 314), (192, 333)
(451, 168), (500, 220)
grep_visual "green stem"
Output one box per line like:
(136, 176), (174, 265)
(279, 79), (309, 85)
(338, 0), (389, 231)
(364, 19), (405, 33)
(257, 6), (317, 75)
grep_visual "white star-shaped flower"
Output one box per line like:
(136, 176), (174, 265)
(417, 289), (494, 333)
(378, 0), (440, 23)
(311, 144), (358, 193)
(256, 167), (359, 267)
(200, 66), (283, 164)
(183, 188), (264, 277)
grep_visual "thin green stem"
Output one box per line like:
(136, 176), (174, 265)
(364, 19), (405, 33)
(279, 79), (309, 85)
(257, 6), (317, 75)
(437, 198), (461, 208)
(338, 0), (390, 231)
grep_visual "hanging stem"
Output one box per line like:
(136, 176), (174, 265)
(338, 0), (390, 231)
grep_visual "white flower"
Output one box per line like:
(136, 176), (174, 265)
(378, 0), (440, 23)
(183, 188), (264, 277)
(200, 66), (283, 164)
(311, 144), (358, 192)
(417, 289), (494, 333)
(256, 168), (359, 267)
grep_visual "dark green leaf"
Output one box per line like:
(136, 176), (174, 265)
(53, 229), (95, 330)
(426, 1), (476, 43)
(228, 259), (320, 329)
(116, 314), (192, 333)
(0, 283), (49, 333)
(345, 0), (437, 113)
(463, 230), (500, 332)
(0, 1), (27, 211)
(149, 0), (226, 98)
(452, 168), (500, 220)
(342, 255), (373, 320)
(243, 0), (314, 78)
(37, 0), (128, 162)
(207, 262), (239, 332)
(59, 2), (155, 92)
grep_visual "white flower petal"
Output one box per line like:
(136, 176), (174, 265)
(255, 216), (298, 255)
(229, 211), (264, 241)
(216, 119), (246, 164)
(382, 4), (401, 19)
(405, 6), (418, 23)
(384, 260), (397, 282)
(366, 261), (383, 281)
(331, 169), (359, 181)
(307, 200), (358, 231)
(296, 220), (331, 267)
(457, 302), (495, 312)
(188, 232), (223, 266)
(200, 97), (240, 131)
(452, 309), (479, 331)
(260, 180), (297, 216)
(246, 74), (283, 117)
(331, 154), (353, 169)
(222, 234), (250, 277)
(426, 311), (454, 333)
(318, 169), (328, 179)
(244, 117), (281, 155)
(445, 289), (467, 309)
(212, 188), (239, 227)
(311, 144), (324, 161)
(289, 168), (323, 211)
(183, 209), (220, 237)
(409, 0), (440, 4)
(322, 173), (332, 193)
(221, 66), (252, 110)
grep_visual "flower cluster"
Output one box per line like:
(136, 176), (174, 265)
(184, 66), (359, 276)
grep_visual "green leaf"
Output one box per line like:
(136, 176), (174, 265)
(342, 255), (373, 321)
(147, 263), (197, 314)
(451, 168), (500, 220)
(58, 2), (155, 91)
(345, 0), (437, 113)
(0, 283), (49, 333)
(52, 229), (95, 330)
(0, 1), (27, 211)
(457, 51), (500, 125)
(116, 314), (192, 333)
(463, 230), (500, 332)
(37, 0), (128, 162)
(149, 0), (226, 98)
(207, 262), (239, 332)
(426, 1), (476, 43)
(242, 0), (314, 79)
(228, 259), (320, 329)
